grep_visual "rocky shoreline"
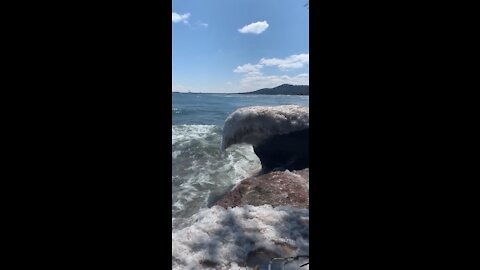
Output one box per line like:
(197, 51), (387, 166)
(213, 105), (309, 269)
(202, 168), (309, 270)
(173, 105), (309, 270)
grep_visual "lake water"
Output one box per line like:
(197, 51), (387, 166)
(172, 93), (309, 269)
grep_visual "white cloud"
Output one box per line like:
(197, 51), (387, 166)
(259, 54), (309, 70)
(238, 21), (269, 34)
(233, 54), (309, 75)
(198, 22), (208, 28)
(231, 53), (309, 92)
(233, 63), (263, 75)
(172, 12), (190, 24)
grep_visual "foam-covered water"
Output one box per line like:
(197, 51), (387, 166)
(172, 124), (261, 229)
(172, 93), (309, 268)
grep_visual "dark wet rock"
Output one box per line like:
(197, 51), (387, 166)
(214, 169), (309, 209)
(199, 260), (219, 268)
(254, 128), (308, 173)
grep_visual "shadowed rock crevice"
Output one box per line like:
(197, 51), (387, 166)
(253, 128), (308, 173)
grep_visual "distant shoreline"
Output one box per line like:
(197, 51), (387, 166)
(173, 92), (308, 96)
(172, 84), (309, 96)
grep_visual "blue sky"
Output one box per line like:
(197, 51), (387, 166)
(172, 0), (309, 93)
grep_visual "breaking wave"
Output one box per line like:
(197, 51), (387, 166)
(172, 125), (261, 230)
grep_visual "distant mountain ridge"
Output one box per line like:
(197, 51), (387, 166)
(239, 84), (309, 95)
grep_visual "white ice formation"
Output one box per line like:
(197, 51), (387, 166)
(172, 204), (309, 270)
(222, 105), (309, 150)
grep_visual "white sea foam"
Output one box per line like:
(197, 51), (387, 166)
(222, 105), (309, 149)
(172, 107), (182, 114)
(172, 205), (309, 270)
(172, 125), (261, 229)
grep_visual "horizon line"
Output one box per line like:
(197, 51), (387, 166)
(172, 84), (309, 94)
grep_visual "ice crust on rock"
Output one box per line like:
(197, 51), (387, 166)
(222, 105), (309, 150)
(172, 205), (309, 270)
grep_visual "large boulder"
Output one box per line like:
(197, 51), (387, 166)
(222, 105), (309, 172)
(214, 169), (309, 209)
